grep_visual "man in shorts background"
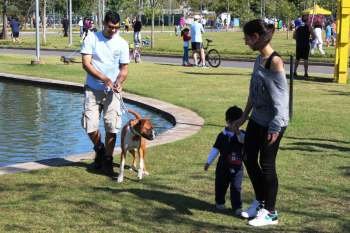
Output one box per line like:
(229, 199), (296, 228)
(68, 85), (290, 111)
(80, 11), (129, 176)
(293, 15), (312, 78)
(191, 15), (206, 67)
(9, 17), (20, 43)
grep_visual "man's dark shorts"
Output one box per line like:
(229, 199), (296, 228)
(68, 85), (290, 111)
(296, 46), (310, 60)
(191, 42), (203, 51)
(12, 31), (19, 38)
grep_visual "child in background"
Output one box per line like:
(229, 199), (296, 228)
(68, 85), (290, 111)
(325, 23), (332, 47)
(204, 106), (245, 216)
(181, 27), (192, 66)
(331, 21), (336, 46)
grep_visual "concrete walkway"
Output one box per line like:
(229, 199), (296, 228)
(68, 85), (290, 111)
(0, 73), (204, 175)
(0, 48), (336, 75)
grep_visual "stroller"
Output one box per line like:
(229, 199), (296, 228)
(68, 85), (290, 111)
(129, 42), (142, 63)
(142, 37), (151, 47)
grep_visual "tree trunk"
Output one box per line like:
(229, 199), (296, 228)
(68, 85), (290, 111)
(2, 0), (8, 39)
(162, 11), (164, 32)
(42, 0), (47, 45)
(286, 17), (289, 40)
(151, 7), (155, 48)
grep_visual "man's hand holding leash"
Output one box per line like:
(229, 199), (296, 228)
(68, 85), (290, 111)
(113, 63), (128, 93)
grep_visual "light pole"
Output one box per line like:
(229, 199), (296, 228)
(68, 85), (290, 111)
(31, 0), (41, 64)
(68, 0), (72, 46)
(102, 0), (105, 22)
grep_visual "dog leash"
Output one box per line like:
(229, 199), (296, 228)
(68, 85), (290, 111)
(113, 91), (134, 121)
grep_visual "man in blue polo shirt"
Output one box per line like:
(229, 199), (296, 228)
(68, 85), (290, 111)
(81, 11), (129, 176)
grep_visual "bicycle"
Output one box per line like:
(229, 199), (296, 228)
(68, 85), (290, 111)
(197, 39), (221, 68)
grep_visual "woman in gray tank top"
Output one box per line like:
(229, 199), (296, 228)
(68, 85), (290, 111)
(233, 19), (289, 227)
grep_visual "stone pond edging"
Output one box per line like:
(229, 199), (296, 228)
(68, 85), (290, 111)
(0, 73), (204, 175)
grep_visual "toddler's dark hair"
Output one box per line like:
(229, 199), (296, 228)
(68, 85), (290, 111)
(225, 106), (243, 122)
(181, 27), (189, 36)
(243, 19), (275, 49)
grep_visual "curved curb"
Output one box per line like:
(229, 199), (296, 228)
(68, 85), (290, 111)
(0, 73), (204, 175)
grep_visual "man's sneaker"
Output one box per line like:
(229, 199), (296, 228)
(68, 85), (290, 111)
(102, 156), (114, 176)
(92, 143), (105, 169)
(215, 203), (225, 210)
(241, 200), (262, 219)
(248, 208), (278, 227)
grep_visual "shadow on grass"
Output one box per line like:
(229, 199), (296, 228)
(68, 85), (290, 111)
(35, 157), (123, 178)
(326, 90), (350, 96)
(154, 63), (182, 67)
(181, 71), (244, 76)
(286, 74), (334, 83)
(282, 208), (349, 232)
(93, 187), (235, 216)
(280, 184), (350, 232)
(282, 141), (350, 152)
(204, 122), (225, 128)
(281, 136), (350, 157)
(338, 166), (350, 177)
(285, 136), (350, 145)
(3, 224), (30, 232)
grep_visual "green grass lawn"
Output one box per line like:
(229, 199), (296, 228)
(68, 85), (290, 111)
(0, 30), (339, 63)
(0, 55), (349, 232)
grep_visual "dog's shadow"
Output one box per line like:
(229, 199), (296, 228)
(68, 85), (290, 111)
(85, 162), (139, 180)
(93, 187), (236, 216)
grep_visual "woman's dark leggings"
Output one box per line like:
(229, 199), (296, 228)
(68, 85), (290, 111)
(244, 120), (286, 212)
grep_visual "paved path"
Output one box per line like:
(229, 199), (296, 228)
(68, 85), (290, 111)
(0, 47), (335, 75)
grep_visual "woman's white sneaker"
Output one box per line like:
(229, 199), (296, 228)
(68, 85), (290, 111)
(248, 208), (278, 227)
(241, 200), (261, 219)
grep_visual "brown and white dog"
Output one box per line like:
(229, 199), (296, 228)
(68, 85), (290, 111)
(117, 109), (155, 183)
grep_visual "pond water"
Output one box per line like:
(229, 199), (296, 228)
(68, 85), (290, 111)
(0, 80), (173, 166)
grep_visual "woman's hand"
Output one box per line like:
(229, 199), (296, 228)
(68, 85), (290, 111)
(230, 116), (246, 132)
(267, 132), (279, 145)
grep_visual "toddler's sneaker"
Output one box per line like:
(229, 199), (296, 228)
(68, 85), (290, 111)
(241, 200), (261, 219)
(215, 203), (225, 210)
(248, 208), (278, 227)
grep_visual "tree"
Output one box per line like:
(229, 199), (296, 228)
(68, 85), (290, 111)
(1, 0), (8, 39)
(148, 0), (164, 48)
(41, 0), (47, 44)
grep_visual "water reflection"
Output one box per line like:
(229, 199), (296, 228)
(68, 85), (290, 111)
(0, 81), (173, 166)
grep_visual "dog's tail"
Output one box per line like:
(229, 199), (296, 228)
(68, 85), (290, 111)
(128, 109), (142, 120)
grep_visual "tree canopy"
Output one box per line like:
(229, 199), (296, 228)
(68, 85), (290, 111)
(1, 0), (337, 24)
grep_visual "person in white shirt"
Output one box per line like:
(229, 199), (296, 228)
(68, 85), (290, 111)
(78, 17), (83, 37)
(191, 15), (206, 67)
(311, 24), (325, 55)
(80, 11), (129, 176)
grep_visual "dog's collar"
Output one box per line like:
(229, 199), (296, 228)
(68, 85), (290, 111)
(129, 123), (143, 138)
